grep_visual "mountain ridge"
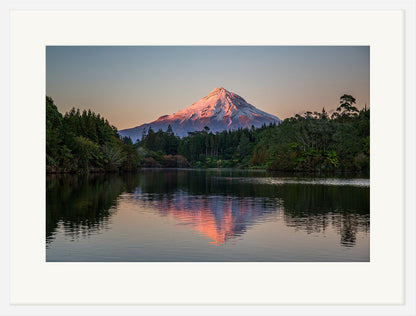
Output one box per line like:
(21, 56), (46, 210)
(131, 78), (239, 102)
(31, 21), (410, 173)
(119, 87), (281, 141)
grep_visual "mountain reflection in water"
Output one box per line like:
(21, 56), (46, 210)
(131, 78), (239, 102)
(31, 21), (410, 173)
(46, 169), (369, 261)
(128, 192), (280, 245)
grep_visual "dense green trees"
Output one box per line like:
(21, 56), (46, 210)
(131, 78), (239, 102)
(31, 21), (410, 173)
(46, 96), (140, 173)
(261, 103), (369, 173)
(137, 94), (369, 174)
(47, 94), (369, 174)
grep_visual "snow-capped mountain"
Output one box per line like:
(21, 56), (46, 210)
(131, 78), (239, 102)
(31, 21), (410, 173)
(119, 87), (281, 141)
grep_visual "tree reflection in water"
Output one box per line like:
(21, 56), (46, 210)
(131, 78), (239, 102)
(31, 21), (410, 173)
(46, 169), (369, 247)
(46, 173), (139, 244)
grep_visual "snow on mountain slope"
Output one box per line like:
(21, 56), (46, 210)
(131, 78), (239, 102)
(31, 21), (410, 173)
(119, 87), (281, 141)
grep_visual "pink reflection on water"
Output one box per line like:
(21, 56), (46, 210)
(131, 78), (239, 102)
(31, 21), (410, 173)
(139, 193), (279, 245)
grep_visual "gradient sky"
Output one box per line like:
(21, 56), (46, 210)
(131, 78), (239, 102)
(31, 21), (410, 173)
(46, 46), (369, 130)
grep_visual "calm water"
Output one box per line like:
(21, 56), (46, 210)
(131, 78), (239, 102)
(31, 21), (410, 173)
(46, 169), (370, 262)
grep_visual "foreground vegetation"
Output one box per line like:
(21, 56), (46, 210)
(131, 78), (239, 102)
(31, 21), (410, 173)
(46, 94), (369, 174)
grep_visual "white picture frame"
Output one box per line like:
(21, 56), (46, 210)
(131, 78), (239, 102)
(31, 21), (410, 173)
(2, 2), (415, 315)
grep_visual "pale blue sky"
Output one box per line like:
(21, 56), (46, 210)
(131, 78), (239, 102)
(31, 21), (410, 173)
(46, 46), (369, 130)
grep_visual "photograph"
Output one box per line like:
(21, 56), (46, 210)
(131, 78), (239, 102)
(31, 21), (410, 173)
(45, 46), (370, 262)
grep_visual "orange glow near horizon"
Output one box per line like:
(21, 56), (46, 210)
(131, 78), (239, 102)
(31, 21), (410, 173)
(46, 46), (370, 130)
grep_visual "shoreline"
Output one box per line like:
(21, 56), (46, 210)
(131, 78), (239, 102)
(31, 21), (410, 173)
(46, 167), (369, 178)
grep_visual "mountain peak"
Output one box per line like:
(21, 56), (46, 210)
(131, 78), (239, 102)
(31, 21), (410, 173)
(119, 88), (281, 140)
(207, 86), (228, 97)
(204, 87), (246, 103)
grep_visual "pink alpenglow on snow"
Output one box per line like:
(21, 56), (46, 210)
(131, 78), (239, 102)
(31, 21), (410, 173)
(119, 87), (281, 142)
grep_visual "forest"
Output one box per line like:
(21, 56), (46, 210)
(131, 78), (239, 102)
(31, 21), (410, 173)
(46, 96), (140, 173)
(46, 94), (369, 174)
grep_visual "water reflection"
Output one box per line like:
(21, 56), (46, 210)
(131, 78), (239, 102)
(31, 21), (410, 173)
(46, 169), (369, 251)
(46, 173), (139, 243)
(128, 192), (279, 244)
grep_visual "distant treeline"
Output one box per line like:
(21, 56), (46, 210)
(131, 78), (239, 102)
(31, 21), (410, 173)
(46, 94), (369, 174)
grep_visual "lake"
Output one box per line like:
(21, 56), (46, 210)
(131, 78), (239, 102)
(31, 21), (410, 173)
(46, 169), (370, 262)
